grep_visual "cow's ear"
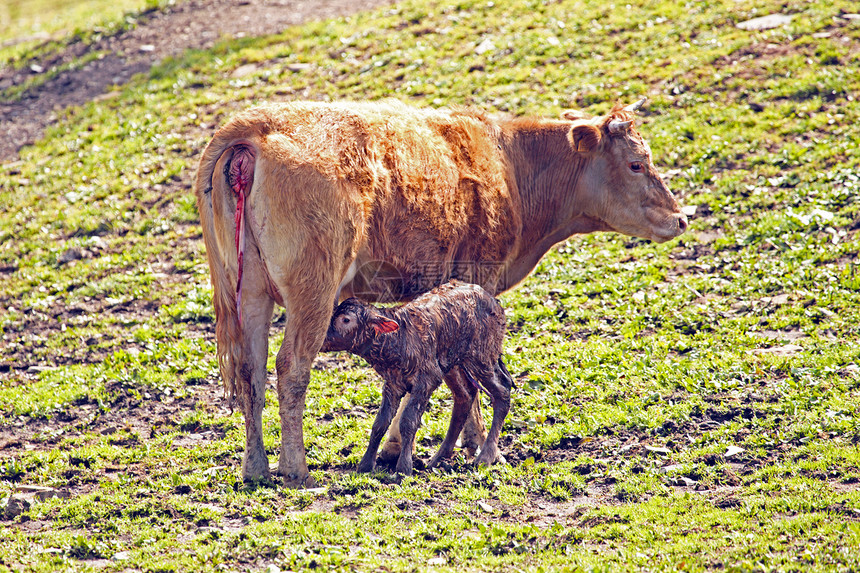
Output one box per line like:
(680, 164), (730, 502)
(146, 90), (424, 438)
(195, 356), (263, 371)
(371, 316), (399, 335)
(569, 124), (603, 153)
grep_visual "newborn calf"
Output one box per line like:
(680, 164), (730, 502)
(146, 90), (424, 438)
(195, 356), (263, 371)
(321, 280), (513, 476)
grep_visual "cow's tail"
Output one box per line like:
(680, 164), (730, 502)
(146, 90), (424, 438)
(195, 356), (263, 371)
(194, 119), (264, 403)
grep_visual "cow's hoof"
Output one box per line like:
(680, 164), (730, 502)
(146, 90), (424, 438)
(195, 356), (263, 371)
(378, 441), (401, 464)
(242, 471), (272, 484)
(242, 467), (271, 482)
(283, 472), (317, 489)
(459, 432), (485, 457)
(242, 471), (272, 483)
(242, 453), (271, 481)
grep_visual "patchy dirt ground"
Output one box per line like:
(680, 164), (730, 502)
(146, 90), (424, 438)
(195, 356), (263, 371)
(0, 0), (396, 486)
(0, 359), (829, 511)
(0, 0), (397, 161)
(2, 1), (858, 540)
(0, 0), (411, 504)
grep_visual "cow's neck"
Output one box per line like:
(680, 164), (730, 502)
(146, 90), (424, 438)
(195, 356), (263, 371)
(497, 120), (610, 292)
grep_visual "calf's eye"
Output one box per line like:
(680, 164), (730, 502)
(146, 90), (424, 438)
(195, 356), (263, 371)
(630, 162), (644, 173)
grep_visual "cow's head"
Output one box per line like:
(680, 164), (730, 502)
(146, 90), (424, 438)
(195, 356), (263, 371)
(320, 298), (399, 354)
(565, 99), (687, 243)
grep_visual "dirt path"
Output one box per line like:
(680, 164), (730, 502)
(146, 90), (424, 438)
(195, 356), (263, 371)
(0, 0), (397, 162)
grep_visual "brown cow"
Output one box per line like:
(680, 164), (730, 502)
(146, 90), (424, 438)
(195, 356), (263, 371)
(194, 98), (686, 486)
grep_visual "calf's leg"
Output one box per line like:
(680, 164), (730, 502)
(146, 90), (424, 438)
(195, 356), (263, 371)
(357, 386), (404, 473)
(427, 368), (478, 468)
(387, 391), (488, 461)
(384, 392), (472, 463)
(395, 377), (438, 476)
(379, 398), (409, 464)
(473, 358), (513, 466)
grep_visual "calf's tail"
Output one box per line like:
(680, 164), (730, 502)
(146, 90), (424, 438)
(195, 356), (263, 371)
(496, 357), (515, 390)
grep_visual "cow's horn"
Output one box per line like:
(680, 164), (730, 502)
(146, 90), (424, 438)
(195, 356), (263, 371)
(623, 97), (647, 112)
(608, 119), (633, 133)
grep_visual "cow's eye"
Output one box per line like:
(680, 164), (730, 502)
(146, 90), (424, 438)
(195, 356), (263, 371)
(630, 162), (644, 173)
(342, 317), (350, 324)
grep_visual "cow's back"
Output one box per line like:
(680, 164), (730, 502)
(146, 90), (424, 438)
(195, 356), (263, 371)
(238, 101), (521, 300)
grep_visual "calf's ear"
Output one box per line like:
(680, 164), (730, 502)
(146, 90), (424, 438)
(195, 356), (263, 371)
(371, 317), (399, 335)
(569, 124), (602, 153)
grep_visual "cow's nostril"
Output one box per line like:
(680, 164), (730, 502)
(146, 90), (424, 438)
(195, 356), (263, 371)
(677, 214), (688, 233)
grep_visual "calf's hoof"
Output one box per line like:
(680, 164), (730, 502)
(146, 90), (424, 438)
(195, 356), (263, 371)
(356, 460), (375, 474)
(474, 447), (505, 467)
(394, 458), (414, 477)
(426, 451), (451, 469)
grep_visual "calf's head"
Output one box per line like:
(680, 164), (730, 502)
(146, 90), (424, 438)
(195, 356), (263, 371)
(321, 298), (400, 353)
(567, 98), (687, 243)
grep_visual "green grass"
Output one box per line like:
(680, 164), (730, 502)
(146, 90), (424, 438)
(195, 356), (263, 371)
(0, 0), (163, 50)
(0, 0), (155, 38)
(0, 0), (174, 99)
(1, 0), (860, 571)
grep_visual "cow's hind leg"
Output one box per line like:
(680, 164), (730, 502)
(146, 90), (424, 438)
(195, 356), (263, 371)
(247, 149), (359, 487)
(460, 397), (488, 457)
(238, 295), (275, 480)
(379, 399), (410, 465)
(274, 286), (340, 488)
(206, 143), (274, 481)
(235, 235), (276, 481)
